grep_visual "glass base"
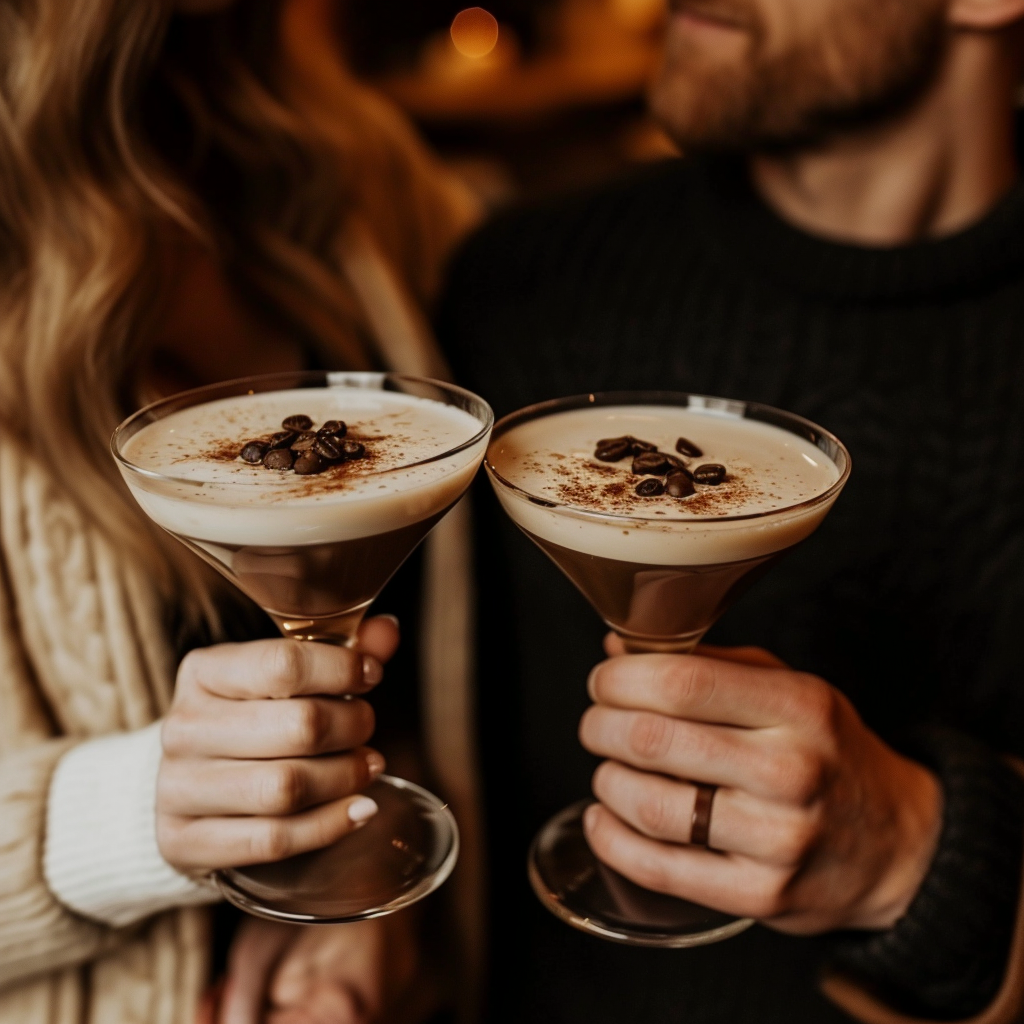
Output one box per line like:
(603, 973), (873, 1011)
(215, 776), (458, 923)
(529, 801), (754, 947)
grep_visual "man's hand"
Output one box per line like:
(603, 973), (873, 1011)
(579, 641), (943, 933)
(158, 616), (400, 874)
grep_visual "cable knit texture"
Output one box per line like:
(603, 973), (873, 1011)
(0, 438), (209, 1023)
(44, 723), (219, 927)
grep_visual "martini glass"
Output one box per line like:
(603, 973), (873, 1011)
(485, 391), (850, 947)
(113, 370), (493, 923)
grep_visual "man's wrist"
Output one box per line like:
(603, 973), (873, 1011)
(858, 753), (943, 930)
(829, 726), (1024, 1019)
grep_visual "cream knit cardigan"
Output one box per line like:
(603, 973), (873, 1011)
(0, 436), (210, 1022)
(0, 219), (484, 1024)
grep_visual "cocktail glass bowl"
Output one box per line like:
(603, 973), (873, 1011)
(485, 391), (850, 947)
(113, 371), (493, 923)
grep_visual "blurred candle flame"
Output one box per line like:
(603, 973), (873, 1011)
(450, 7), (500, 59)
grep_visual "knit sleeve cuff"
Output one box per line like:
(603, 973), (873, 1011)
(827, 727), (1024, 1021)
(43, 722), (219, 928)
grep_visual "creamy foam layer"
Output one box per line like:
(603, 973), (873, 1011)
(120, 388), (486, 545)
(487, 404), (842, 565)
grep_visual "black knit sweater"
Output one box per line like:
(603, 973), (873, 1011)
(438, 158), (1024, 1023)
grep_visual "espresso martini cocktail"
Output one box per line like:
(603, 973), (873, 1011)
(120, 381), (484, 643)
(485, 392), (850, 947)
(113, 371), (493, 924)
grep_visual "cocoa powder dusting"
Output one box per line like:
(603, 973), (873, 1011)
(551, 458), (758, 516)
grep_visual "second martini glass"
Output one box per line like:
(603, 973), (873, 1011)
(113, 370), (493, 923)
(485, 391), (850, 947)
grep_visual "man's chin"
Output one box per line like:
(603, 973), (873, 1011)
(649, 70), (757, 154)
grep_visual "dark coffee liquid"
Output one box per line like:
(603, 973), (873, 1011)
(527, 533), (786, 650)
(179, 510), (449, 641)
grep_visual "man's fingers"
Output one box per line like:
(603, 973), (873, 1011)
(603, 634), (789, 667)
(583, 802), (792, 920)
(694, 644), (790, 669)
(180, 640), (381, 701)
(357, 615), (401, 664)
(220, 919), (295, 1024)
(588, 652), (822, 728)
(604, 633), (627, 657)
(163, 695), (375, 759)
(159, 794), (381, 870)
(592, 760), (817, 865)
(580, 704), (774, 793)
(158, 749), (385, 817)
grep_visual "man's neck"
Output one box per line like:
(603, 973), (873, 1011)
(749, 32), (1020, 247)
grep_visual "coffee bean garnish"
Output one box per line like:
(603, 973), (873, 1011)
(263, 448), (295, 471)
(628, 437), (658, 454)
(693, 463), (726, 485)
(635, 478), (664, 497)
(293, 451), (326, 475)
(232, 418), (367, 475)
(632, 452), (672, 476)
(663, 453), (688, 471)
(675, 437), (703, 458)
(313, 435), (343, 461)
(666, 471), (696, 498)
(338, 440), (366, 461)
(240, 441), (269, 464)
(269, 430), (298, 450)
(594, 437), (633, 462)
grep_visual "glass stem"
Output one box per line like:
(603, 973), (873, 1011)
(619, 630), (707, 655)
(269, 606), (370, 646)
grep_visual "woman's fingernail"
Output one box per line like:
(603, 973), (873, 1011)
(348, 797), (379, 824)
(583, 803), (599, 833)
(587, 666), (601, 701)
(379, 614), (400, 630)
(366, 751), (386, 778)
(362, 656), (383, 687)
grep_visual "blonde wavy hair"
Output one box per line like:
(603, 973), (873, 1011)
(0, 0), (463, 635)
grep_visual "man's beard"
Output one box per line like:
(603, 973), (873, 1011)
(650, 0), (949, 153)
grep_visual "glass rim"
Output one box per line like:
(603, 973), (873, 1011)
(112, 370), (494, 490)
(484, 390), (852, 526)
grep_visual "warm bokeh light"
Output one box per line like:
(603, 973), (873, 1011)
(450, 8), (500, 60)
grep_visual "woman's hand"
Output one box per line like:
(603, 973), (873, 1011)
(579, 641), (943, 933)
(158, 616), (400, 874)
(199, 911), (431, 1024)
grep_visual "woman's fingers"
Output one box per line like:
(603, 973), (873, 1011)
(592, 760), (816, 866)
(179, 639), (382, 701)
(583, 802), (793, 920)
(159, 793), (380, 870)
(163, 694), (375, 760)
(219, 919), (296, 1024)
(158, 748), (385, 817)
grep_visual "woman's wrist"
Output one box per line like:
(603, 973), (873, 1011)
(44, 723), (218, 928)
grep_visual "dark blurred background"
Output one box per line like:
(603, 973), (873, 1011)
(339, 0), (676, 204)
